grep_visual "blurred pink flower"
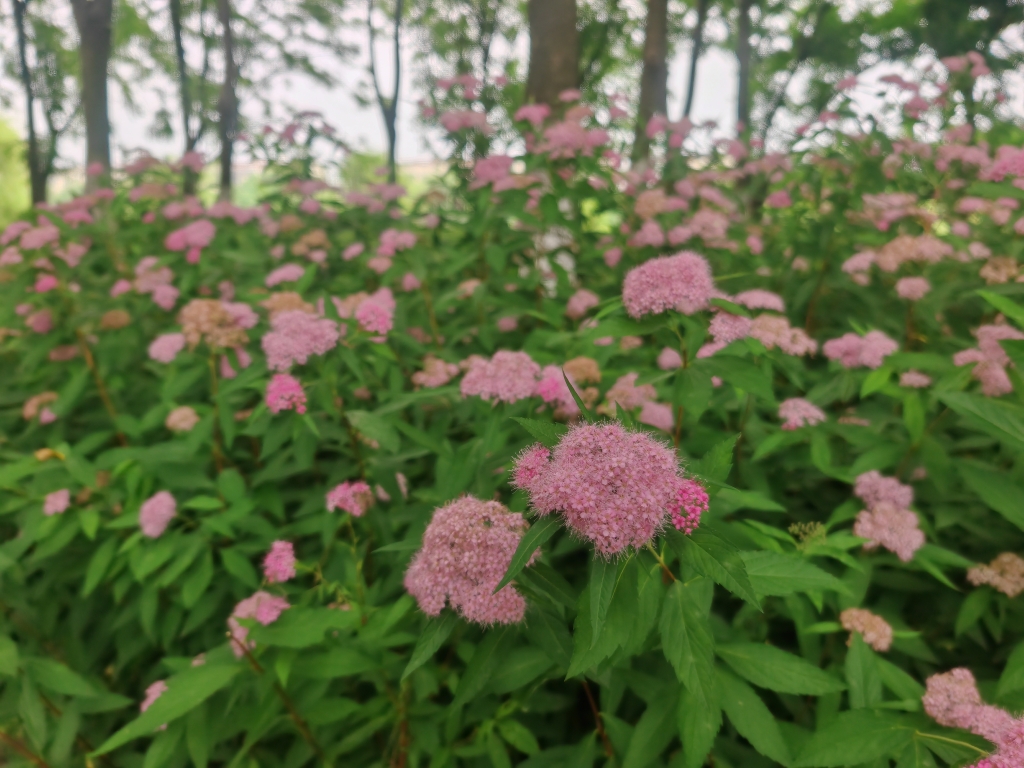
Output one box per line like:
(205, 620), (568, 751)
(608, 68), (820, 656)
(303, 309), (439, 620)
(44, 489), (70, 516)
(140, 491), (176, 538)
(266, 373), (306, 414)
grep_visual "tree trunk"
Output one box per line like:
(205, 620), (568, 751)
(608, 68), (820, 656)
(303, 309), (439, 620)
(217, 0), (238, 201)
(70, 0), (113, 189)
(736, 0), (752, 134)
(13, 0), (45, 203)
(525, 0), (579, 107)
(169, 0), (197, 194)
(632, 0), (669, 163)
(683, 0), (709, 118)
(367, 0), (402, 183)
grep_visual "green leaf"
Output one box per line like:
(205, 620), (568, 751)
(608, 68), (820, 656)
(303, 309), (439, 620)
(699, 356), (775, 402)
(717, 667), (792, 766)
(183, 495), (224, 511)
(510, 417), (569, 448)
(526, 608), (573, 669)
(91, 665), (241, 756)
(402, 612), (459, 680)
(488, 647), (553, 693)
(846, 632), (882, 708)
(452, 627), (512, 707)
(679, 684), (721, 768)
(978, 290), (1024, 330)
(563, 373), (596, 422)
(861, 366), (892, 398)
(246, 607), (359, 648)
(589, 557), (618, 648)
(660, 577), (716, 709)
(291, 648), (378, 679)
(346, 410), (400, 452)
(219, 547), (258, 588)
(903, 392), (925, 443)
(82, 537), (118, 597)
(373, 539), (420, 553)
(793, 709), (913, 767)
(715, 488), (785, 513)
(690, 436), (739, 485)
(0, 636), (18, 676)
(498, 719), (541, 755)
(674, 367), (714, 422)
(940, 392), (1024, 451)
(622, 691), (679, 768)
(896, 742), (938, 768)
(741, 551), (850, 597)
(716, 643), (846, 695)
(997, 641), (1024, 698)
(25, 658), (96, 697)
(494, 516), (560, 594)
(958, 461), (1024, 532)
(956, 587), (991, 637)
(670, 529), (760, 607)
(877, 658), (925, 701)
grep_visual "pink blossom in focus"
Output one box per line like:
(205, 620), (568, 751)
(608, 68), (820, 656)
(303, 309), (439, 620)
(228, 591), (290, 657)
(263, 541), (296, 583)
(853, 502), (925, 561)
(148, 333), (186, 363)
(512, 423), (693, 555)
(671, 478), (708, 534)
(326, 481), (373, 516)
(854, 470), (913, 509)
(461, 351), (541, 404)
(44, 489), (70, 516)
(840, 608), (893, 652)
(895, 276), (931, 300)
(404, 496), (535, 624)
(266, 373), (306, 414)
(709, 312), (752, 344)
(623, 251), (714, 318)
(779, 398), (826, 430)
(354, 288), (395, 335)
(140, 491), (176, 538)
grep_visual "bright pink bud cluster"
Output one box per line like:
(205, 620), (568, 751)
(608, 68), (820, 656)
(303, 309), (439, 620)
(404, 497), (534, 625)
(265, 373), (306, 414)
(671, 478), (708, 534)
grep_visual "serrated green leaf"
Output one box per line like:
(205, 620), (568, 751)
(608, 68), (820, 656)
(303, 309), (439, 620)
(679, 684), (721, 768)
(494, 515), (560, 594)
(453, 626), (512, 707)
(509, 417), (569, 448)
(622, 691), (679, 768)
(716, 643), (845, 695)
(958, 461), (1024, 532)
(793, 709), (913, 767)
(940, 392), (1024, 451)
(741, 551), (850, 596)
(670, 528), (759, 607)
(660, 577), (716, 708)
(25, 658), (97, 697)
(402, 612), (459, 680)
(717, 667), (792, 766)
(498, 719), (540, 755)
(699, 356), (775, 402)
(846, 632), (882, 708)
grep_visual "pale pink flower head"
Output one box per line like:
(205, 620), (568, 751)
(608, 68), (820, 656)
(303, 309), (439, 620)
(628, 220), (666, 248)
(515, 103), (551, 127)
(401, 272), (421, 292)
(512, 422), (694, 555)
(326, 480), (373, 516)
(355, 288), (395, 335)
(853, 502), (924, 561)
(165, 219), (215, 252)
(764, 190), (792, 209)
(34, 274), (58, 293)
(140, 491), (176, 538)
(265, 263), (305, 288)
(460, 350), (541, 404)
(604, 248), (623, 267)
(261, 310), (339, 371)
(26, 309), (52, 334)
(709, 312), (752, 344)
(733, 289), (785, 313)
(140, 680), (167, 714)
(854, 470), (914, 509)
(900, 370), (932, 388)
(566, 288), (600, 320)
(778, 398), (826, 430)
(623, 251), (715, 318)
(148, 333), (186, 364)
(228, 591), (290, 657)
(895, 276), (931, 301)
(658, 347), (683, 370)
(44, 489), (71, 516)
(840, 608), (893, 652)
(152, 284), (179, 311)
(263, 541), (296, 583)
(603, 372), (656, 413)
(967, 553), (1024, 598)
(497, 316), (518, 332)
(412, 355), (460, 388)
(823, 331), (898, 369)
(342, 243), (365, 261)
(165, 405), (200, 432)
(266, 373), (306, 414)
(404, 496), (535, 625)
(472, 155), (514, 188)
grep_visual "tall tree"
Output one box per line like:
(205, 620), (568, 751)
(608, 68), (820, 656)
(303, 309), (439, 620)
(368, 0), (403, 183)
(216, 0), (237, 200)
(735, 0), (751, 133)
(632, 0), (668, 163)
(70, 0), (113, 187)
(525, 0), (578, 107)
(682, 0), (709, 118)
(168, 0), (210, 193)
(12, 0), (43, 203)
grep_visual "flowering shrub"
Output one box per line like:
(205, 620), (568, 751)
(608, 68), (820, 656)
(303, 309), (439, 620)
(2, 63), (1024, 768)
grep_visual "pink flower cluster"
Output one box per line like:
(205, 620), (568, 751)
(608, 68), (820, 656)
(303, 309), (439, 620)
(149, 333), (187, 363)
(461, 351), (541, 404)
(953, 324), (1024, 397)
(566, 289), (600, 320)
(924, 668), (1024, 768)
(265, 263), (305, 287)
(266, 373), (306, 414)
(778, 398), (826, 430)
(852, 471), (923, 562)
(326, 480), (373, 516)
(512, 423), (699, 555)
(404, 496), (534, 625)
(165, 219), (216, 263)
(839, 607), (893, 651)
(261, 310), (339, 371)
(44, 489), (71, 516)
(412, 355), (460, 388)
(354, 288), (396, 335)
(140, 491), (176, 538)
(967, 553), (1024, 598)
(823, 331), (898, 369)
(228, 591), (290, 657)
(263, 541), (296, 583)
(672, 478), (709, 534)
(622, 251), (714, 318)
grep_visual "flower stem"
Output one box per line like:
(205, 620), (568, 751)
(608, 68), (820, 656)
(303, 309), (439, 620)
(75, 329), (127, 446)
(645, 542), (677, 582)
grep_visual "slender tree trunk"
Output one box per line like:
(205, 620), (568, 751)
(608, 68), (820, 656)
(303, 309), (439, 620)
(169, 0), (198, 194)
(525, 0), (579, 107)
(70, 0), (113, 189)
(367, 0), (401, 183)
(736, 0), (752, 134)
(217, 0), (238, 201)
(683, 0), (709, 118)
(13, 0), (45, 203)
(633, 0), (669, 163)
